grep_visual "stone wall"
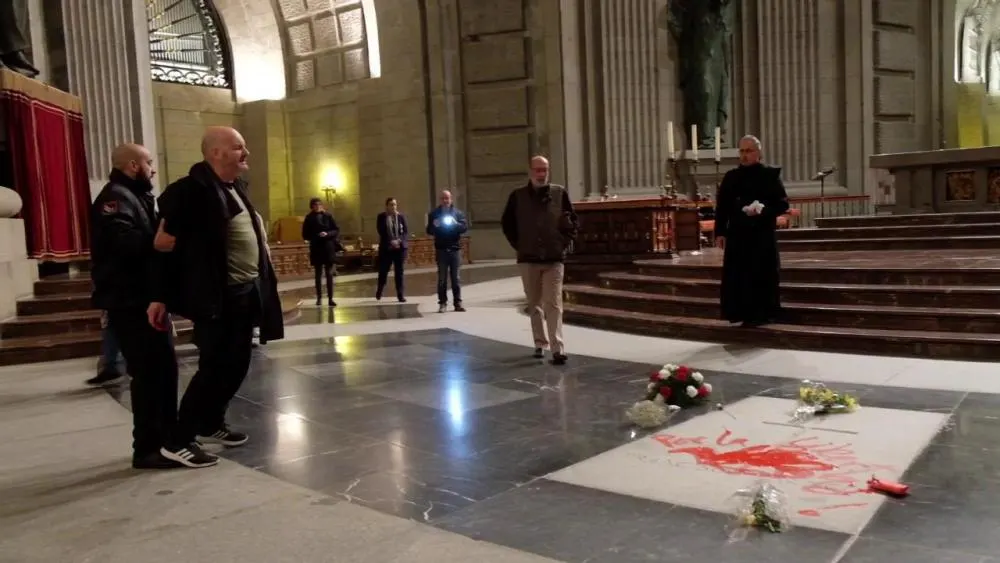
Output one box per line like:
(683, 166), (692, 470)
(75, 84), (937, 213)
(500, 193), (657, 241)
(0, 219), (37, 321)
(151, 83), (241, 185)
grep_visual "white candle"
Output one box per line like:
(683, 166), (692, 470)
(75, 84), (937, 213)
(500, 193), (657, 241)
(667, 122), (675, 158)
(714, 127), (721, 161)
(690, 124), (698, 160)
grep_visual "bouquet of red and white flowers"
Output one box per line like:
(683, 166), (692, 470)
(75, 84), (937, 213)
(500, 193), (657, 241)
(646, 364), (713, 407)
(626, 364), (713, 428)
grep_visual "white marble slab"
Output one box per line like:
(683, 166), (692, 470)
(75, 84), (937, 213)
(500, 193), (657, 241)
(548, 397), (948, 535)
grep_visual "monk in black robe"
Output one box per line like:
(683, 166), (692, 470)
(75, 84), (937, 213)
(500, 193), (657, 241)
(714, 135), (789, 326)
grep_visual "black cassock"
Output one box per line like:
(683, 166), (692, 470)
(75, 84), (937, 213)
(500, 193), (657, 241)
(713, 163), (790, 324)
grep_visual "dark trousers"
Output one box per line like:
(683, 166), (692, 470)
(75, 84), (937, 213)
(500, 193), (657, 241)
(435, 248), (461, 305)
(107, 307), (180, 458)
(376, 249), (405, 299)
(176, 283), (257, 443)
(314, 263), (334, 301)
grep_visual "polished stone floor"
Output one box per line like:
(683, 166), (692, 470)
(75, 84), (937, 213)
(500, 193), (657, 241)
(8, 265), (1000, 562)
(108, 326), (1000, 562)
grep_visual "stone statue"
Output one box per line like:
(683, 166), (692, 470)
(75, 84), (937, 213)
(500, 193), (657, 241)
(667, 0), (735, 149)
(0, 0), (39, 78)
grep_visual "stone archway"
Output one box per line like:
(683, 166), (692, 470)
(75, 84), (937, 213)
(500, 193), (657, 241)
(212, 0), (287, 101)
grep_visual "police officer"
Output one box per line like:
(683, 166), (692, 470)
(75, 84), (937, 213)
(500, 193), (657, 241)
(90, 143), (217, 469)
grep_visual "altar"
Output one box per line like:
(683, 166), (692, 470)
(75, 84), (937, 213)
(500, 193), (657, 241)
(567, 197), (711, 283)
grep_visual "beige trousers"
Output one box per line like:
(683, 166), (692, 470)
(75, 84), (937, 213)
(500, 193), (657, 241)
(518, 262), (565, 355)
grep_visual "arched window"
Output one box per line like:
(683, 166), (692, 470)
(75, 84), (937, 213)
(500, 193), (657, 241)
(147, 0), (233, 88)
(958, 9), (987, 82)
(276, 0), (381, 92)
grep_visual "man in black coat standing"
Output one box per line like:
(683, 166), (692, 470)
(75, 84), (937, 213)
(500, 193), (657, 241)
(151, 126), (284, 458)
(714, 134), (790, 327)
(91, 143), (217, 469)
(426, 189), (467, 313)
(302, 197), (341, 307)
(375, 197), (408, 302)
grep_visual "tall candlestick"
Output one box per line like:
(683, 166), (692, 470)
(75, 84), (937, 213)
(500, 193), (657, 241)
(714, 127), (721, 161)
(667, 122), (675, 157)
(690, 124), (698, 160)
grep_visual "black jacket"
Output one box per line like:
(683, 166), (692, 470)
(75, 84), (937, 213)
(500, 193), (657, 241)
(154, 162), (284, 344)
(90, 170), (160, 310)
(301, 211), (342, 266)
(425, 206), (468, 251)
(376, 212), (409, 252)
(501, 183), (579, 263)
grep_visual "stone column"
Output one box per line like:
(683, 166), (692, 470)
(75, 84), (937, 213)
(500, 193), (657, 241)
(754, 0), (822, 183)
(61, 0), (159, 198)
(597, 0), (664, 191)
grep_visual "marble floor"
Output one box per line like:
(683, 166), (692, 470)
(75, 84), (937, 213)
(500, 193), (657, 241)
(4, 263), (1000, 562)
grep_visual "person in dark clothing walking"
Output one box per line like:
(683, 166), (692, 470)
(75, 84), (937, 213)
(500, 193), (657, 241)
(302, 197), (341, 307)
(90, 143), (217, 469)
(151, 126), (284, 460)
(375, 197), (408, 302)
(501, 155), (579, 365)
(714, 134), (789, 327)
(426, 189), (468, 313)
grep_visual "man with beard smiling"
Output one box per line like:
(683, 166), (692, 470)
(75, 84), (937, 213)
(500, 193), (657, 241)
(151, 127), (284, 462)
(90, 144), (218, 469)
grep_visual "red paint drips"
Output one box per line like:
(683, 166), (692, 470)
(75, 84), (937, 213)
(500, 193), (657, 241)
(665, 443), (837, 479)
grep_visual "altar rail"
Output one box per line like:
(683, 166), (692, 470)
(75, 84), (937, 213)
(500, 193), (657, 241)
(787, 195), (872, 227)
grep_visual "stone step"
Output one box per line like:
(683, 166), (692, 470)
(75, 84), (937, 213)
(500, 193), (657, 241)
(597, 272), (1000, 309)
(0, 323), (194, 367)
(0, 310), (101, 339)
(778, 223), (1000, 240)
(563, 303), (1000, 361)
(33, 274), (91, 296)
(779, 235), (1000, 252)
(564, 284), (1000, 333)
(15, 293), (92, 316)
(814, 211), (1000, 228)
(634, 259), (1000, 286)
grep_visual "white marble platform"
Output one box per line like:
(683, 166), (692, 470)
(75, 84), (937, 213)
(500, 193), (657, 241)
(547, 397), (948, 535)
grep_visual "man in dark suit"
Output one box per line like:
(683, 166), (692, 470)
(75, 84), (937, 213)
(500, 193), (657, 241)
(151, 126), (284, 461)
(301, 197), (341, 307)
(375, 197), (408, 302)
(91, 143), (217, 469)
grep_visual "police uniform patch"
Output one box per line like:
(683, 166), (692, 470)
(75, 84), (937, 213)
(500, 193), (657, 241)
(102, 200), (118, 214)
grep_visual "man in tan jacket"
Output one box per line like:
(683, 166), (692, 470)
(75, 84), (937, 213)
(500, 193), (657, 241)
(501, 155), (579, 365)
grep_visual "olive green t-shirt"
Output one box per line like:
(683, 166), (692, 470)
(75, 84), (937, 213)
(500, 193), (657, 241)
(226, 187), (260, 285)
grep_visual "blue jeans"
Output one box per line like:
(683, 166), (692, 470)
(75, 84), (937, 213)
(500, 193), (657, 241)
(98, 321), (125, 374)
(436, 249), (461, 305)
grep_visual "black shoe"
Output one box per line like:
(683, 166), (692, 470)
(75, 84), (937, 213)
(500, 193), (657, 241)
(86, 370), (125, 386)
(132, 451), (184, 470)
(552, 353), (568, 366)
(533, 348), (544, 359)
(316, 298), (322, 306)
(375, 293), (382, 301)
(398, 296), (407, 303)
(454, 304), (466, 312)
(328, 299), (336, 307)
(160, 443), (219, 468)
(197, 427), (249, 447)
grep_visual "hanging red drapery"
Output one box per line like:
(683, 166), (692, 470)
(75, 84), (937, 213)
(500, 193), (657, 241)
(0, 68), (90, 260)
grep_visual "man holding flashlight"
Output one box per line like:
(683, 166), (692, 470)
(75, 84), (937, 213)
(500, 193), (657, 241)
(426, 190), (468, 313)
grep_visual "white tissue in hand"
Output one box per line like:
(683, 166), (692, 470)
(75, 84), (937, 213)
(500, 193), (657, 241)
(743, 200), (765, 214)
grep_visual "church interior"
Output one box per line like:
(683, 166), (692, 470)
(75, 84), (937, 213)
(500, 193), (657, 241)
(4, 0), (1000, 561)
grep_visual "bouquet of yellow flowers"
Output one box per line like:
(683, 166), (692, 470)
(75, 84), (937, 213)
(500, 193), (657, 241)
(792, 380), (859, 422)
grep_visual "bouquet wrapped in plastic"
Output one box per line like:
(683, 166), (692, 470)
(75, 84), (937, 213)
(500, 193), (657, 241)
(791, 380), (859, 423)
(626, 364), (712, 428)
(727, 483), (791, 539)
